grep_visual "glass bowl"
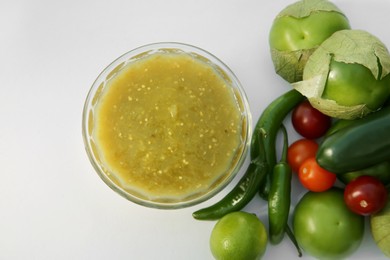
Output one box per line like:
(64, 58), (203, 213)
(82, 42), (252, 209)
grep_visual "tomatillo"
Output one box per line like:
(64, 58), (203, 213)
(269, 0), (350, 83)
(293, 188), (364, 259)
(323, 60), (390, 113)
(293, 29), (390, 119)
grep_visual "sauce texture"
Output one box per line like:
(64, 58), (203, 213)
(94, 51), (245, 201)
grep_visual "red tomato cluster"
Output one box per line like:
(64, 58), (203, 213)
(288, 100), (388, 216)
(288, 100), (335, 192)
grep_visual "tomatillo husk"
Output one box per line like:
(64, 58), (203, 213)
(269, 0), (350, 83)
(293, 29), (390, 119)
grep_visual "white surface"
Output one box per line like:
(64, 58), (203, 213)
(1, 0), (389, 259)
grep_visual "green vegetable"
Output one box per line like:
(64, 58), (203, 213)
(268, 125), (292, 245)
(293, 29), (390, 119)
(326, 119), (390, 186)
(210, 212), (268, 260)
(385, 97), (390, 107)
(192, 90), (303, 220)
(252, 89), (304, 199)
(252, 90), (304, 256)
(317, 106), (390, 173)
(337, 161), (390, 186)
(192, 148), (268, 220)
(269, 0), (350, 83)
(324, 118), (353, 137)
(285, 226), (302, 257)
(293, 188), (365, 259)
(371, 191), (390, 258)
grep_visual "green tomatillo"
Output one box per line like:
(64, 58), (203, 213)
(269, 0), (350, 83)
(293, 29), (390, 119)
(293, 188), (364, 259)
(371, 191), (390, 258)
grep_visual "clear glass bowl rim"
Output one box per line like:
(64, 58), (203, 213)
(82, 42), (252, 209)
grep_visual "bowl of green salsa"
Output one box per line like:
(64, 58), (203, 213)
(82, 42), (251, 209)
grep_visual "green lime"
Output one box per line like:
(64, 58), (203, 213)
(210, 211), (268, 260)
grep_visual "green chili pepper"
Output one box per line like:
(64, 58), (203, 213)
(192, 131), (269, 220)
(268, 124), (292, 245)
(252, 89), (304, 199)
(192, 90), (303, 220)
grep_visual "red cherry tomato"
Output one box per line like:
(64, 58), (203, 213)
(298, 157), (336, 192)
(344, 175), (388, 216)
(287, 139), (319, 173)
(291, 100), (332, 139)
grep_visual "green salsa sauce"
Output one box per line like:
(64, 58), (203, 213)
(94, 51), (245, 200)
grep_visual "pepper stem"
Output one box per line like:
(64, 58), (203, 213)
(285, 224), (303, 257)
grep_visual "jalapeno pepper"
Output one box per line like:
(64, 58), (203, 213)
(337, 161), (390, 186)
(268, 125), (292, 245)
(192, 90), (304, 220)
(317, 105), (390, 173)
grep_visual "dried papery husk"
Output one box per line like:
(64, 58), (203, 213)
(270, 0), (350, 83)
(271, 48), (315, 84)
(293, 29), (390, 119)
(277, 0), (344, 18)
(371, 194), (390, 258)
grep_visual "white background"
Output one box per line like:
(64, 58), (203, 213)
(1, 0), (389, 259)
